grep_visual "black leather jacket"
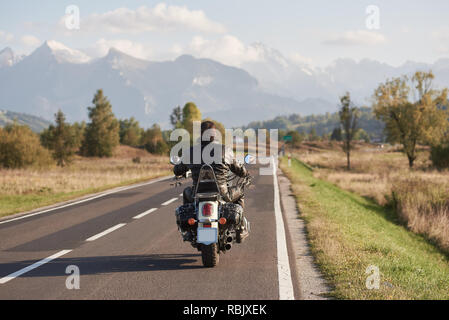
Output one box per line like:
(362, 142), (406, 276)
(173, 142), (248, 202)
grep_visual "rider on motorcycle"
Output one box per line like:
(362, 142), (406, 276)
(173, 120), (249, 208)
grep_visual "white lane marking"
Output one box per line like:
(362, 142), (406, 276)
(133, 208), (158, 219)
(0, 175), (172, 226)
(0, 250), (72, 284)
(161, 198), (178, 206)
(179, 193), (183, 197)
(272, 156), (295, 300)
(85, 223), (126, 242)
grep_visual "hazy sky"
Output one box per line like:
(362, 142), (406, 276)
(1, 0), (448, 67)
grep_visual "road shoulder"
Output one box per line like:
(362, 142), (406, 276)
(277, 170), (330, 300)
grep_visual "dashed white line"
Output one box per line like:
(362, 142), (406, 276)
(161, 198), (178, 206)
(133, 208), (158, 219)
(272, 156), (295, 300)
(0, 250), (72, 284)
(85, 223), (126, 242)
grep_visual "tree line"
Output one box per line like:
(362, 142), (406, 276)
(254, 70), (449, 170)
(0, 89), (222, 169)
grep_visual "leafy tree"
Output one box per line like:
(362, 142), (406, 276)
(286, 130), (303, 147)
(170, 106), (182, 128)
(81, 89), (120, 157)
(71, 121), (86, 150)
(308, 127), (319, 141)
(119, 117), (142, 147)
(339, 92), (359, 170)
(40, 110), (78, 166)
(330, 127), (342, 141)
(355, 129), (371, 143)
(181, 102), (202, 135)
(0, 123), (53, 169)
(179, 102), (202, 144)
(141, 124), (169, 155)
(373, 71), (448, 168)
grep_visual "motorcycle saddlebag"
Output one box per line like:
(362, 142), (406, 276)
(219, 203), (243, 226)
(175, 203), (196, 231)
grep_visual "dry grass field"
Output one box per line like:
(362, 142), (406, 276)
(291, 141), (449, 253)
(0, 146), (171, 217)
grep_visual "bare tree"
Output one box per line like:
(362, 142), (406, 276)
(339, 92), (359, 170)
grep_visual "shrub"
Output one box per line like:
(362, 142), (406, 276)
(0, 124), (53, 169)
(430, 143), (449, 169)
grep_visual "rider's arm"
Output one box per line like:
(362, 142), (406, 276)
(224, 146), (248, 177)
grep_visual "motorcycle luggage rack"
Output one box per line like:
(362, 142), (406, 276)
(195, 193), (219, 202)
(194, 164), (221, 200)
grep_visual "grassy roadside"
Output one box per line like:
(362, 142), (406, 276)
(0, 146), (172, 218)
(280, 157), (449, 299)
(0, 172), (171, 219)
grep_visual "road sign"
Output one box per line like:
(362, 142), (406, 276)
(283, 135), (292, 141)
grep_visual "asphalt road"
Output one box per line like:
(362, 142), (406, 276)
(0, 163), (299, 300)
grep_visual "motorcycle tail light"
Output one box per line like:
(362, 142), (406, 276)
(202, 203), (213, 217)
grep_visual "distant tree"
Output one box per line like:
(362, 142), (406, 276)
(373, 71), (448, 168)
(81, 90), (120, 157)
(40, 110), (78, 166)
(355, 129), (371, 143)
(0, 123), (53, 169)
(339, 92), (359, 170)
(119, 117), (142, 147)
(141, 124), (169, 155)
(330, 127), (342, 141)
(287, 130), (303, 147)
(181, 102), (202, 143)
(309, 127), (319, 141)
(170, 106), (182, 128)
(71, 121), (86, 150)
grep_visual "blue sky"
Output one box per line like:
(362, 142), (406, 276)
(1, 0), (448, 67)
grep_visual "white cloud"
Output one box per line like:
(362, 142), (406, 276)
(323, 30), (386, 46)
(21, 35), (41, 47)
(0, 30), (14, 43)
(186, 35), (263, 67)
(86, 38), (152, 60)
(65, 3), (226, 35)
(289, 53), (314, 66)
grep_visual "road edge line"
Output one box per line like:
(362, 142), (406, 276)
(272, 156), (295, 300)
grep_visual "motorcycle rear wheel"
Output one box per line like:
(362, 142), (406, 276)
(201, 243), (219, 267)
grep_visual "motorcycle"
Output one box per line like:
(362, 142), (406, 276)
(170, 155), (253, 267)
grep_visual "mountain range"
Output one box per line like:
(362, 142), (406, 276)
(1, 40), (449, 129)
(0, 109), (51, 132)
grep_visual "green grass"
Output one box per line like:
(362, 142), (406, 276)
(280, 157), (449, 299)
(0, 173), (170, 218)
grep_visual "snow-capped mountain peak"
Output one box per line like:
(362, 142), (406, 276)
(29, 40), (91, 64)
(0, 47), (23, 67)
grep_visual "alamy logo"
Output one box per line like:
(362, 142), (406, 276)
(65, 5), (80, 30)
(169, 121), (278, 175)
(65, 265), (80, 290)
(365, 5), (380, 30)
(365, 265), (380, 290)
